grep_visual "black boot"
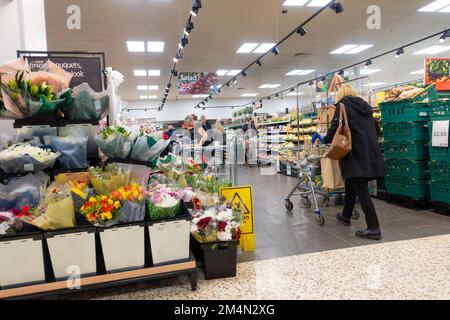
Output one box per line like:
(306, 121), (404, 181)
(336, 213), (351, 226)
(355, 228), (382, 240)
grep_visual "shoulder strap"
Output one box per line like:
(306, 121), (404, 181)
(339, 103), (349, 125)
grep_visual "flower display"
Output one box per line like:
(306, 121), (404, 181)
(80, 195), (121, 227)
(95, 126), (137, 159)
(89, 164), (130, 196)
(112, 183), (146, 223)
(146, 184), (182, 220)
(0, 143), (60, 173)
(190, 207), (218, 243)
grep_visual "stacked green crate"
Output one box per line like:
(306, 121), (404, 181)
(379, 88), (437, 200)
(428, 98), (450, 204)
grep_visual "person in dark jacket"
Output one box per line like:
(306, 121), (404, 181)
(323, 84), (385, 240)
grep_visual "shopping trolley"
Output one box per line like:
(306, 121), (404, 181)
(281, 145), (329, 226)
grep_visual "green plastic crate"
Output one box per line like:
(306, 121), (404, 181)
(384, 141), (429, 160)
(385, 159), (429, 180)
(430, 161), (450, 179)
(380, 101), (431, 123)
(385, 176), (430, 199)
(382, 122), (429, 142)
(430, 99), (450, 121)
(430, 180), (450, 204)
(427, 120), (450, 162)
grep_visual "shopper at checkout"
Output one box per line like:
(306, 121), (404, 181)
(313, 84), (385, 240)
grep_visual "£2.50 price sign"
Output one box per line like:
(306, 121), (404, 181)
(432, 120), (449, 148)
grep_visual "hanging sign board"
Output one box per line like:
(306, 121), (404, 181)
(254, 102), (263, 110)
(432, 120), (449, 147)
(26, 56), (104, 92)
(425, 58), (450, 91)
(177, 72), (219, 95)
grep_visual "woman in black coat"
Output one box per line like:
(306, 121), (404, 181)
(323, 84), (385, 240)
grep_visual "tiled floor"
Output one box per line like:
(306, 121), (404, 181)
(237, 166), (450, 262)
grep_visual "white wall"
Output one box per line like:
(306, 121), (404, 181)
(0, 0), (47, 64)
(124, 97), (302, 121)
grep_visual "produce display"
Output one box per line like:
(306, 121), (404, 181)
(383, 85), (424, 101)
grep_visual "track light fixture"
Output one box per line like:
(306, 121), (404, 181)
(209, 95), (213, 100)
(218, 89), (221, 94)
(226, 83), (231, 88)
(167, 83), (172, 89)
(171, 69), (178, 76)
(267, 96), (271, 101)
(364, 59), (372, 68)
(321, 76), (326, 81)
(190, 0), (202, 16)
(202, 107), (206, 111)
(179, 37), (189, 49)
(272, 47), (280, 56)
(395, 48), (404, 58)
(290, 88), (295, 92)
(308, 81), (314, 87)
(259, 99), (263, 104)
(439, 30), (450, 43)
(329, 1), (344, 14)
(232, 79), (237, 84)
(184, 21), (194, 36)
(297, 27), (307, 37)
(242, 71), (248, 77)
(173, 53), (183, 63)
(338, 70), (344, 76)
(256, 60), (263, 66)
(274, 94), (279, 99)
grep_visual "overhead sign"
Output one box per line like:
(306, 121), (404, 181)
(177, 72), (219, 95)
(26, 56), (104, 92)
(254, 102), (263, 110)
(220, 185), (255, 251)
(432, 120), (449, 148)
(425, 58), (450, 91)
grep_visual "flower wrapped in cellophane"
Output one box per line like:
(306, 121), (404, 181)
(89, 164), (130, 196)
(0, 210), (23, 237)
(44, 135), (88, 169)
(146, 183), (182, 220)
(190, 207), (218, 243)
(29, 183), (76, 230)
(80, 195), (121, 227)
(60, 83), (109, 121)
(0, 143), (60, 173)
(95, 126), (137, 159)
(130, 131), (170, 162)
(111, 183), (146, 223)
(68, 179), (95, 226)
(216, 203), (243, 242)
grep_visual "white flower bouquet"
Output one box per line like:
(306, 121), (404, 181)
(0, 143), (60, 173)
(95, 126), (137, 159)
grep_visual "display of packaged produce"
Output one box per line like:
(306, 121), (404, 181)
(95, 126), (137, 159)
(0, 143), (60, 173)
(44, 135), (89, 169)
(383, 85), (424, 101)
(89, 164), (131, 195)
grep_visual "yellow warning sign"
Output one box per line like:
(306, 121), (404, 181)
(220, 185), (255, 251)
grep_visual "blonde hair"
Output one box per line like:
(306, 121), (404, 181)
(335, 83), (360, 102)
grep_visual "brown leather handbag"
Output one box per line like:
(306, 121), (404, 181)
(326, 103), (352, 160)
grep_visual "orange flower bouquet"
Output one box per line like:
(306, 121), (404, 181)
(80, 195), (121, 227)
(111, 183), (146, 223)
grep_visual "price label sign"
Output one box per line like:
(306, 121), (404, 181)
(287, 165), (292, 176)
(432, 120), (449, 148)
(276, 160), (280, 172)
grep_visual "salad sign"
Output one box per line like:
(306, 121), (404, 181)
(425, 58), (450, 91)
(432, 120), (449, 148)
(177, 72), (219, 95)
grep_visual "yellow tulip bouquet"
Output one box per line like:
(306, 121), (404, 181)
(80, 195), (122, 227)
(111, 183), (146, 223)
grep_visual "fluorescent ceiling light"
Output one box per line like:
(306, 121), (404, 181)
(127, 41), (145, 52)
(241, 93), (258, 97)
(148, 85), (159, 90)
(192, 94), (209, 98)
(237, 43), (259, 53)
(137, 85), (148, 90)
(227, 69), (242, 76)
(298, 69), (315, 75)
(253, 43), (276, 53)
(413, 45), (450, 54)
(440, 5), (450, 11)
(259, 84), (281, 89)
(140, 96), (148, 99)
(147, 41), (165, 52)
(345, 45), (373, 54)
(410, 69), (425, 75)
(147, 95), (157, 99)
(360, 68), (382, 75)
(286, 92), (305, 96)
(282, 0), (309, 6)
(330, 44), (358, 54)
(363, 82), (386, 87)
(286, 69), (316, 76)
(148, 70), (161, 76)
(308, 0), (332, 6)
(216, 69), (229, 76)
(418, 0), (450, 12)
(134, 69), (147, 76)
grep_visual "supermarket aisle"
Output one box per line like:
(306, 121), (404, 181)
(70, 234), (450, 300)
(236, 166), (450, 262)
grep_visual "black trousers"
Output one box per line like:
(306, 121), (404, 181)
(343, 178), (380, 230)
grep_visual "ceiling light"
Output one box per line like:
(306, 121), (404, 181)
(137, 85), (148, 91)
(140, 96), (148, 99)
(418, 0), (450, 12)
(134, 69), (147, 76)
(286, 70), (303, 76)
(308, 0), (332, 6)
(283, 0), (309, 6)
(256, 60), (263, 66)
(167, 83), (172, 89)
(253, 43), (276, 54)
(190, 8), (199, 16)
(330, 44), (373, 54)
(286, 69), (315, 76)
(329, 0), (344, 13)
(364, 59), (373, 68)
(148, 70), (160, 76)
(184, 21), (194, 35)
(330, 44), (358, 54)
(227, 70), (242, 76)
(308, 81), (314, 86)
(226, 83), (231, 87)
(297, 27), (307, 37)
(409, 69), (425, 75)
(236, 43), (259, 53)
(217, 69), (229, 76)
(148, 85), (159, 90)
(259, 84), (281, 89)
(147, 41), (165, 52)
(241, 93), (258, 97)
(290, 88), (295, 92)
(127, 41), (145, 52)
(275, 94), (279, 99)
(345, 45), (373, 54)
(190, 0), (202, 16)
(360, 68), (382, 75)
(395, 48), (405, 58)
(179, 37), (189, 49)
(193, 94), (209, 98)
(363, 82), (386, 87)
(287, 92), (305, 96)
(413, 45), (450, 54)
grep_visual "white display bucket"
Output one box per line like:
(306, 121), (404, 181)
(0, 234), (46, 288)
(45, 228), (97, 280)
(148, 216), (190, 266)
(99, 224), (145, 273)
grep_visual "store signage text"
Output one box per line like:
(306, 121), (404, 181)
(366, 5), (381, 30)
(66, 5), (81, 30)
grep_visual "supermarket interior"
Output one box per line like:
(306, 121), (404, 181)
(0, 0), (449, 302)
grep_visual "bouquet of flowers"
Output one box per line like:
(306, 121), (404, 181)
(190, 207), (218, 243)
(95, 126), (137, 159)
(216, 203), (243, 241)
(44, 135), (88, 169)
(29, 183), (76, 230)
(16, 126), (57, 145)
(111, 183), (146, 223)
(0, 143), (60, 173)
(130, 131), (171, 162)
(80, 195), (121, 227)
(146, 184), (182, 220)
(89, 164), (130, 196)
(68, 179), (95, 225)
(0, 210), (27, 237)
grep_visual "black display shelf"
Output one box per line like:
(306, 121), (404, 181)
(14, 118), (99, 129)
